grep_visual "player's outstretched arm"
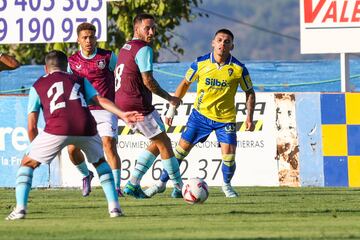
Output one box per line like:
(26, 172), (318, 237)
(92, 95), (144, 124)
(0, 53), (20, 71)
(245, 88), (256, 131)
(165, 79), (191, 126)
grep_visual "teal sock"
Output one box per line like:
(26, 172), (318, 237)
(130, 150), (156, 185)
(15, 166), (34, 211)
(75, 161), (89, 177)
(95, 162), (119, 211)
(162, 157), (183, 190)
(112, 169), (121, 189)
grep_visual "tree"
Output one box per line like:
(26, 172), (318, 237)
(0, 0), (202, 64)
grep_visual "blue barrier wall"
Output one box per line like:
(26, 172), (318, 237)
(0, 96), (60, 187)
(296, 93), (324, 186)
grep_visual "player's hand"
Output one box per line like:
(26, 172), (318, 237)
(165, 117), (173, 126)
(121, 111), (144, 124)
(245, 119), (255, 131)
(169, 96), (182, 108)
(165, 104), (176, 126)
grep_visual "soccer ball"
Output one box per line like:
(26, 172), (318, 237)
(182, 178), (209, 204)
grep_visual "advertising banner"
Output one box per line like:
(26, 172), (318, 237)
(0, 96), (52, 187)
(61, 93), (279, 187)
(300, 0), (360, 53)
(0, 0), (107, 44)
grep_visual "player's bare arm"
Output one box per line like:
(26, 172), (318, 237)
(141, 71), (182, 106)
(245, 88), (256, 131)
(92, 95), (144, 124)
(27, 112), (39, 142)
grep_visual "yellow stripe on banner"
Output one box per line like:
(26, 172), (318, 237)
(255, 120), (263, 131)
(174, 125), (184, 133)
(121, 126), (132, 135)
(239, 122), (247, 131)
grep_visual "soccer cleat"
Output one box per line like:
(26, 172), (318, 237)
(144, 183), (166, 198)
(82, 171), (94, 197)
(123, 181), (148, 199)
(116, 187), (125, 197)
(109, 208), (124, 218)
(5, 209), (26, 220)
(171, 188), (182, 198)
(222, 183), (239, 198)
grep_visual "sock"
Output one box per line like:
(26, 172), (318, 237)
(130, 150), (156, 185)
(75, 161), (89, 178)
(95, 162), (120, 212)
(159, 145), (188, 183)
(15, 166), (34, 211)
(222, 154), (236, 184)
(162, 157), (183, 190)
(112, 169), (121, 189)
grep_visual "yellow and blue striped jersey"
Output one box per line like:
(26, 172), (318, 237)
(185, 52), (253, 123)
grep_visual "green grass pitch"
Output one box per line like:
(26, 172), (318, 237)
(1, 187), (360, 239)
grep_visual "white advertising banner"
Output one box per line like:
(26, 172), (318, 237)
(0, 0), (107, 44)
(60, 93), (278, 187)
(300, 0), (360, 53)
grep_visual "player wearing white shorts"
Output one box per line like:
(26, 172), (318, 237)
(114, 13), (183, 198)
(67, 22), (123, 197)
(5, 50), (143, 220)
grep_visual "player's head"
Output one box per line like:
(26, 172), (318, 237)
(133, 13), (155, 43)
(45, 50), (68, 73)
(212, 29), (234, 57)
(77, 22), (97, 56)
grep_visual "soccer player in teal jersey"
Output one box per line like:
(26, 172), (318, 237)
(145, 29), (256, 198)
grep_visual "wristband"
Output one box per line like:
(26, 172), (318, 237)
(165, 105), (176, 118)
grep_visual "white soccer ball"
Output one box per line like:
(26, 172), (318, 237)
(182, 178), (209, 204)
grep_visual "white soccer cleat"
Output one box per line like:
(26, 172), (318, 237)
(109, 208), (124, 218)
(144, 183), (166, 198)
(5, 208), (26, 220)
(222, 183), (239, 198)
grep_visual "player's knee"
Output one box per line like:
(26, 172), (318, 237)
(21, 156), (40, 169)
(102, 137), (116, 152)
(222, 154), (235, 166)
(68, 145), (79, 156)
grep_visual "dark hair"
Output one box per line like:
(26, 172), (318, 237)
(77, 22), (96, 36)
(45, 50), (68, 69)
(214, 29), (234, 41)
(133, 13), (155, 26)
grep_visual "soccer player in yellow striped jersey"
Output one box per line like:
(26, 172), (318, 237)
(144, 29), (256, 198)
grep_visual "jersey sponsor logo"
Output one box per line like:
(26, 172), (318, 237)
(123, 44), (131, 50)
(97, 59), (106, 70)
(205, 78), (228, 87)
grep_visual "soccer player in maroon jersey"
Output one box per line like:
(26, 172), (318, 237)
(67, 23), (123, 197)
(5, 50), (143, 220)
(0, 52), (20, 71)
(114, 13), (183, 198)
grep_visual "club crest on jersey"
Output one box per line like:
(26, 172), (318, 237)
(75, 64), (81, 70)
(97, 59), (106, 69)
(228, 68), (234, 76)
